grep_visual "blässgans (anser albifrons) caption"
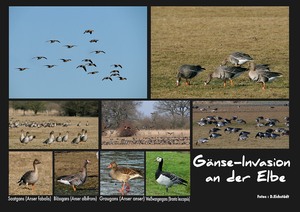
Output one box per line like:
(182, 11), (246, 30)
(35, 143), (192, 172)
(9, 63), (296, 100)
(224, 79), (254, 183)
(248, 62), (283, 90)
(17, 159), (41, 191)
(155, 157), (188, 192)
(221, 52), (253, 67)
(107, 161), (143, 195)
(204, 65), (247, 87)
(176, 64), (206, 86)
(57, 159), (90, 191)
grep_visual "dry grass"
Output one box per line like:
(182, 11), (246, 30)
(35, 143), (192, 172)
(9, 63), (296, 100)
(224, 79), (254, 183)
(192, 102), (289, 149)
(151, 6), (289, 98)
(9, 114), (98, 149)
(9, 151), (53, 195)
(102, 129), (190, 149)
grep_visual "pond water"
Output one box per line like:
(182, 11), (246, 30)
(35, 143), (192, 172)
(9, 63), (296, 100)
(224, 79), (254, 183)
(99, 151), (144, 196)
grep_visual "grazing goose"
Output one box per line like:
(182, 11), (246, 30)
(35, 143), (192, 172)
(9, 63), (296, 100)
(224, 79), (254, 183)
(91, 50), (106, 54)
(16, 67), (29, 71)
(77, 64), (87, 72)
(46, 39), (60, 43)
(237, 134), (249, 141)
(107, 161), (143, 195)
(17, 159), (41, 190)
(32, 56), (47, 60)
(43, 131), (55, 144)
(71, 133), (81, 144)
(176, 64), (206, 86)
(155, 157), (188, 192)
(196, 137), (209, 144)
(84, 29), (94, 34)
(248, 62), (283, 90)
(221, 52), (253, 66)
(209, 133), (222, 139)
(204, 65), (247, 87)
(57, 159), (90, 191)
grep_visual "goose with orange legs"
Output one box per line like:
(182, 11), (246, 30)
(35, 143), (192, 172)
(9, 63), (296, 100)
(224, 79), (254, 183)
(17, 159), (41, 191)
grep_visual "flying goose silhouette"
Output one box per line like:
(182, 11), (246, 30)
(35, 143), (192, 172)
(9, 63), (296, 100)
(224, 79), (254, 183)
(102, 77), (112, 81)
(111, 64), (123, 68)
(82, 59), (93, 63)
(44, 65), (57, 68)
(46, 39), (60, 43)
(60, 59), (72, 62)
(32, 56), (47, 60)
(77, 65), (87, 72)
(16, 68), (29, 71)
(84, 29), (94, 34)
(119, 77), (127, 80)
(87, 71), (99, 74)
(89, 39), (99, 43)
(91, 50), (105, 54)
(63, 45), (77, 49)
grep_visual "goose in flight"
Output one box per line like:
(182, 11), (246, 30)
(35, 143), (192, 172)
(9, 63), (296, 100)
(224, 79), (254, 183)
(87, 71), (99, 75)
(63, 45), (77, 49)
(77, 65), (87, 72)
(110, 70), (120, 74)
(91, 50), (105, 54)
(44, 65), (57, 68)
(32, 56), (47, 60)
(111, 64), (123, 68)
(119, 77), (127, 80)
(82, 59), (93, 63)
(16, 67), (29, 71)
(85, 63), (97, 67)
(84, 29), (94, 34)
(60, 59), (72, 62)
(46, 39), (60, 43)
(102, 77), (112, 81)
(89, 39), (99, 43)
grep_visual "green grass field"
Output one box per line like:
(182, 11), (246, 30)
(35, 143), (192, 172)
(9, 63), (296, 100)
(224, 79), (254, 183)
(151, 6), (289, 98)
(146, 151), (190, 196)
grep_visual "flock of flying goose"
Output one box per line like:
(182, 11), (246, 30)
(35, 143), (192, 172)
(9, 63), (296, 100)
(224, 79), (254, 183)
(177, 52), (283, 90)
(16, 29), (127, 82)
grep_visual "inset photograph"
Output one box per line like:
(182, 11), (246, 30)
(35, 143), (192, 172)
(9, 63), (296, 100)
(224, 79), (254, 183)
(9, 6), (147, 98)
(9, 100), (99, 149)
(151, 6), (289, 99)
(101, 100), (190, 149)
(54, 151), (99, 196)
(9, 151), (52, 195)
(100, 151), (144, 196)
(146, 151), (190, 196)
(193, 101), (289, 149)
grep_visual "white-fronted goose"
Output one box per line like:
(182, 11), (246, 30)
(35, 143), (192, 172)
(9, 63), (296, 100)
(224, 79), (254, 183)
(107, 161), (143, 195)
(155, 157), (188, 192)
(32, 56), (47, 60)
(17, 159), (41, 190)
(176, 64), (206, 86)
(84, 29), (94, 34)
(43, 131), (55, 144)
(204, 65), (247, 87)
(221, 52), (253, 66)
(248, 62), (283, 90)
(57, 159), (90, 191)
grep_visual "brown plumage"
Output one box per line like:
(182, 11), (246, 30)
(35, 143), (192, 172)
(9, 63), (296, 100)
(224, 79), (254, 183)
(17, 159), (41, 190)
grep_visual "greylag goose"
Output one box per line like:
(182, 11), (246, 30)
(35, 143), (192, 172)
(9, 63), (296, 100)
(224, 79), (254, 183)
(221, 52), (253, 66)
(155, 157), (187, 192)
(107, 161), (143, 195)
(82, 59), (93, 63)
(248, 62), (283, 90)
(176, 64), (206, 86)
(204, 65), (247, 87)
(71, 133), (81, 144)
(17, 159), (41, 190)
(43, 131), (55, 144)
(57, 159), (90, 191)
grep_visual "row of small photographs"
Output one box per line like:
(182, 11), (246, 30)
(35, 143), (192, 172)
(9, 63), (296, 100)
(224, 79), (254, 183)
(9, 151), (190, 197)
(9, 100), (289, 149)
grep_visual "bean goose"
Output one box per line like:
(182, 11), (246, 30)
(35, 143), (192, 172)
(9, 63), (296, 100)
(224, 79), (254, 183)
(57, 159), (90, 191)
(17, 159), (41, 190)
(155, 157), (188, 192)
(43, 131), (55, 144)
(176, 64), (206, 86)
(107, 161), (143, 195)
(204, 65), (247, 87)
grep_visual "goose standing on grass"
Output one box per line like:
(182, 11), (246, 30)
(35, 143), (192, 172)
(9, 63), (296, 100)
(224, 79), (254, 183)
(204, 65), (247, 87)
(221, 52), (253, 67)
(71, 133), (82, 144)
(20, 131), (31, 144)
(107, 161), (144, 195)
(57, 159), (90, 191)
(248, 62), (283, 90)
(155, 157), (188, 192)
(20, 129), (25, 143)
(80, 129), (88, 142)
(43, 131), (55, 144)
(17, 159), (41, 191)
(176, 64), (206, 86)
(62, 131), (69, 142)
